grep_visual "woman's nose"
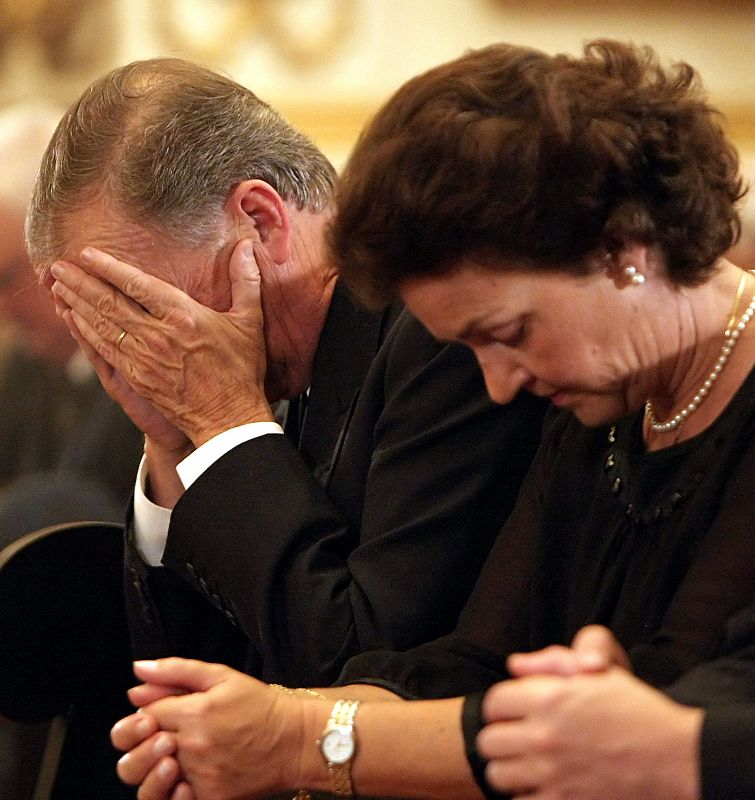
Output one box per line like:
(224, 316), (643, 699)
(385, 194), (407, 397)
(475, 348), (531, 405)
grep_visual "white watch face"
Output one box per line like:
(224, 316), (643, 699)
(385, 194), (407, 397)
(321, 726), (355, 764)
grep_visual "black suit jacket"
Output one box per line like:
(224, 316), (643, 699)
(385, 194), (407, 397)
(125, 283), (548, 686)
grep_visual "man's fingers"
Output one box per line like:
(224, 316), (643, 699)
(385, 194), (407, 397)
(63, 309), (128, 396)
(51, 260), (145, 333)
(228, 239), (263, 317)
(52, 285), (70, 316)
(78, 247), (181, 318)
(67, 307), (128, 368)
(60, 309), (116, 381)
(111, 713), (159, 752)
(52, 268), (134, 358)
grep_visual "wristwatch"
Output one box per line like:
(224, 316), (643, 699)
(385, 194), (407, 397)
(318, 698), (360, 796)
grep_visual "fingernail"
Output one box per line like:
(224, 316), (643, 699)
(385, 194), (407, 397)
(80, 248), (93, 263)
(134, 660), (157, 671)
(243, 242), (253, 259)
(50, 264), (62, 278)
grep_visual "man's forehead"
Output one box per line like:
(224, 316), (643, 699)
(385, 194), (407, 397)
(61, 207), (171, 272)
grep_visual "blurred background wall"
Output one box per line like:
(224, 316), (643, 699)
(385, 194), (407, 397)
(0, 0), (753, 247)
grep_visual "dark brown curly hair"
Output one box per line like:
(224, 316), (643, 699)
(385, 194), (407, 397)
(330, 40), (746, 307)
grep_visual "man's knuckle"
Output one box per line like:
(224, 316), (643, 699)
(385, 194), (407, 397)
(165, 306), (196, 335)
(126, 361), (143, 386)
(122, 274), (142, 298)
(142, 329), (170, 356)
(92, 313), (110, 336)
(95, 291), (117, 317)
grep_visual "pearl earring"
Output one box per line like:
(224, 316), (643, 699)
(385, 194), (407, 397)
(624, 265), (645, 285)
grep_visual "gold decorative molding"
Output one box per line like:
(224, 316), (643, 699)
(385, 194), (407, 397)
(153, 0), (263, 62)
(258, 0), (357, 69)
(154, 0), (356, 69)
(0, 0), (114, 73)
(277, 100), (376, 151)
(486, 0), (755, 8)
(720, 102), (755, 150)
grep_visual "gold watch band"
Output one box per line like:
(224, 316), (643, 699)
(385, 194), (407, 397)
(321, 699), (360, 797)
(328, 760), (355, 796)
(332, 698), (359, 726)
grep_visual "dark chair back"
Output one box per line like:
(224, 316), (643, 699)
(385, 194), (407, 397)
(0, 521), (136, 799)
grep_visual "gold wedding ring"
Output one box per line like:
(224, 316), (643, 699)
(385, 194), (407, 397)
(116, 329), (127, 349)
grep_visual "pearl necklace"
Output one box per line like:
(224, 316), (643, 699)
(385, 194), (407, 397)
(645, 286), (755, 434)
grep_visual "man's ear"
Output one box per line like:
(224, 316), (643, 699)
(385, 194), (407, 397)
(227, 179), (291, 264)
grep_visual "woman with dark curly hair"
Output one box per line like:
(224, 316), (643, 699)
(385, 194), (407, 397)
(111, 41), (753, 800)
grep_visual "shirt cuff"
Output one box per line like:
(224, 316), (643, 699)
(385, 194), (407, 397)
(176, 422), (284, 489)
(133, 422), (284, 566)
(133, 455), (174, 566)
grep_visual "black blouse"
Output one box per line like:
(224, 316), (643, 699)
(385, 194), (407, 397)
(338, 368), (755, 699)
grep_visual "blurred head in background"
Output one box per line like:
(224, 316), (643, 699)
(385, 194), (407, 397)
(0, 103), (74, 365)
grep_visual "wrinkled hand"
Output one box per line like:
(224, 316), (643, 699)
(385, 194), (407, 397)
(507, 625), (631, 678)
(478, 668), (703, 800)
(112, 659), (302, 800)
(50, 239), (273, 446)
(57, 297), (189, 454)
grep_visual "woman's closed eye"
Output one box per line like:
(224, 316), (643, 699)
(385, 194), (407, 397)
(489, 319), (527, 348)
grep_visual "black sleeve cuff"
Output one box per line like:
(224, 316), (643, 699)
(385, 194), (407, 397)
(700, 705), (755, 800)
(461, 691), (510, 800)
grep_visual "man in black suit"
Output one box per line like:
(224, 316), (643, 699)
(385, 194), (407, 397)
(32, 57), (547, 697)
